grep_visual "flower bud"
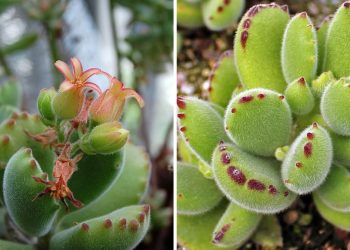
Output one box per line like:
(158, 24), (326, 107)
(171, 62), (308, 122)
(52, 86), (84, 120)
(37, 88), (57, 124)
(79, 122), (129, 155)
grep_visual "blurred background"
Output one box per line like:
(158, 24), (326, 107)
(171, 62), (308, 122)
(0, 0), (173, 249)
(177, 0), (349, 249)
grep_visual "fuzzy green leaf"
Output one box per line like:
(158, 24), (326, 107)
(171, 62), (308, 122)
(234, 3), (289, 92)
(225, 88), (292, 157)
(315, 165), (350, 212)
(50, 205), (151, 250)
(213, 143), (297, 214)
(3, 148), (59, 236)
(282, 124), (333, 194)
(209, 51), (241, 107)
(212, 203), (262, 248)
(177, 162), (223, 215)
(202, 0), (245, 31)
(177, 96), (229, 164)
(281, 12), (318, 84)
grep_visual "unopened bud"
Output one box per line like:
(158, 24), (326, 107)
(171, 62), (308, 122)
(37, 88), (57, 124)
(80, 122), (129, 155)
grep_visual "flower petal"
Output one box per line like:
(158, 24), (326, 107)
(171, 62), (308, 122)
(121, 88), (145, 108)
(70, 57), (83, 77)
(58, 81), (75, 92)
(80, 68), (102, 82)
(55, 60), (74, 81)
(84, 82), (102, 95)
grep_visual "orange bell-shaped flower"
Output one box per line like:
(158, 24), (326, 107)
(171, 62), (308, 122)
(89, 77), (144, 124)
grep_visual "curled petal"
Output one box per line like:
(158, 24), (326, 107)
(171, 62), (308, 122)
(70, 57), (83, 77)
(80, 68), (102, 83)
(109, 77), (123, 90)
(110, 77), (144, 107)
(55, 60), (74, 81)
(120, 88), (144, 108)
(84, 82), (102, 95)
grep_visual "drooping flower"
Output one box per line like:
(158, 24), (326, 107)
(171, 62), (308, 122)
(89, 77), (144, 124)
(52, 58), (102, 120)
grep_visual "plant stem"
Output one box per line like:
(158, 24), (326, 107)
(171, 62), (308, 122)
(109, 0), (122, 80)
(44, 24), (61, 89)
(0, 49), (13, 76)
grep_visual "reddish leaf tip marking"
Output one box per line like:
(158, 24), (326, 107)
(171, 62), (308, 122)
(239, 95), (253, 103)
(281, 5), (289, 12)
(268, 185), (278, 195)
(248, 179), (266, 191)
(295, 162), (303, 168)
(177, 97), (186, 109)
(20, 112), (29, 119)
(143, 204), (150, 214)
(307, 132), (314, 140)
(279, 95), (285, 100)
(6, 119), (15, 128)
(213, 224), (231, 243)
(177, 113), (185, 119)
(180, 127), (186, 132)
(11, 112), (18, 119)
(298, 77), (306, 85)
(30, 159), (37, 169)
(138, 213), (145, 223)
(224, 0), (230, 5)
(1, 135), (10, 145)
(299, 12), (307, 18)
(241, 31), (249, 49)
(344, 2), (350, 8)
(221, 152), (231, 164)
(119, 218), (127, 230)
(104, 219), (112, 229)
(243, 19), (251, 29)
(257, 93), (265, 99)
(81, 223), (89, 232)
(248, 6), (259, 17)
(231, 108), (236, 113)
(284, 191), (289, 197)
(128, 219), (140, 232)
(304, 142), (313, 157)
(227, 166), (246, 185)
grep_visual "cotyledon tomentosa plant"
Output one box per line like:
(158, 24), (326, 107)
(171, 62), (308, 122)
(177, 0), (245, 31)
(0, 58), (152, 249)
(177, 2), (350, 249)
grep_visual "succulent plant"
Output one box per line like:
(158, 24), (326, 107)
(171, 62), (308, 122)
(0, 79), (22, 123)
(177, 0), (245, 31)
(0, 58), (151, 249)
(177, 2), (350, 248)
